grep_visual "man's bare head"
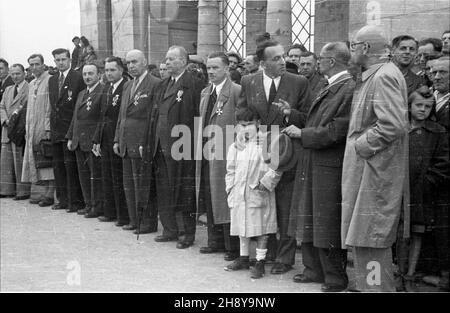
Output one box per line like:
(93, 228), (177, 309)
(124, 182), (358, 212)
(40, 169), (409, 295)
(351, 25), (389, 67)
(126, 50), (147, 78)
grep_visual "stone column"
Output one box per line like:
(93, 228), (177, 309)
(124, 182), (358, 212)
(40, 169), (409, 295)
(246, 0), (267, 55)
(197, 0), (221, 58)
(265, 0), (292, 49)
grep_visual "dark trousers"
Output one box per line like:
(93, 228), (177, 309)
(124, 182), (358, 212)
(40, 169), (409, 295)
(155, 148), (196, 242)
(122, 156), (158, 229)
(52, 141), (83, 210)
(201, 160), (239, 252)
(270, 172), (297, 265)
(75, 149), (102, 214)
(302, 242), (348, 287)
(101, 143), (128, 222)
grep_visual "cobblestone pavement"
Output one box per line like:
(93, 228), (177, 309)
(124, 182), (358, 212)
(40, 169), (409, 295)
(1, 197), (322, 293)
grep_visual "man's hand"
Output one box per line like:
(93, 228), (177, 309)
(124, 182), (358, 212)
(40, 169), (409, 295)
(255, 182), (268, 192)
(92, 144), (102, 157)
(67, 140), (74, 151)
(273, 99), (291, 117)
(282, 125), (302, 138)
(113, 143), (120, 156)
(45, 131), (51, 140)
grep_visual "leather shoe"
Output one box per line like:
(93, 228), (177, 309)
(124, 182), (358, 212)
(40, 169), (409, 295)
(52, 204), (67, 211)
(85, 211), (100, 218)
(224, 251), (239, 261)
(154, 235), (178, 242)
(77, 208), (89, 215)
(115, 221), (128, 227)
(29, 198), (42, 205)
(66, 208), (78, 213)
(39, 198), (54, 207)
(13, 195), (30, 201)
(293, 273), (323, 283)
(321, 283), (347, 292)
(270, 263), (293, 275)
(122, 224), (137, 231)
(176, 241), (194, 249)
(98, 216), (116, 222)
(134, 227), (157, 235)
(199, 246), (225, 254)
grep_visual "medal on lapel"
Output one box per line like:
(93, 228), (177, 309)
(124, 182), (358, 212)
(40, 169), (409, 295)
(86, 97), (92, 111)
(33, 88), (38, 100)
(216, 101), (224, 116)
(176, 90), (184, 102)
(112, 95), (120, 107)
(67, 90), (73, 101)
(134, 92), (141, 106)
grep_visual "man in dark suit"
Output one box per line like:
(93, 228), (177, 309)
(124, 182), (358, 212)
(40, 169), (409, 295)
(93, 57), (128, 226)
(66, 63), (103, 218)
(153, 45), (204, 249)
(284, 42), (355, 292)
(298, 52), (328, 99)
(0, 58), (14, 156)
(237, 40), (311, 274)
(71, 37), (82, 70)
(49, 48), (85, 212)
(114, 50), (160, 234)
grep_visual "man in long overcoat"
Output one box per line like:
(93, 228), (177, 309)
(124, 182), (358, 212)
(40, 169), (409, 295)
(195, 52), (240, 260)
(153, 45), (204, 249)
(284, 42), (355, 292)
(341, 25), (410, 292)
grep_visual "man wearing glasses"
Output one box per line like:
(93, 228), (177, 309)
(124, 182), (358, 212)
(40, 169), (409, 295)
(341, 25), (410, 292)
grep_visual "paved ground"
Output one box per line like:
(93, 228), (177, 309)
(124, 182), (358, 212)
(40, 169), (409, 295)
(1, 197), (322, 292)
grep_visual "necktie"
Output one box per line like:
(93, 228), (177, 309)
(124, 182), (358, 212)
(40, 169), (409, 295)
(58, 73), (65, 97)
(205, 87), (217, 126)
(13, 85), (18, 98)
(130, 78), (138, 101)
(268, 79), (277, 105)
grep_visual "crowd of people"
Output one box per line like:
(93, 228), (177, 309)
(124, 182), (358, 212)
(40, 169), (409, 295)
(0, 26), (449, 292)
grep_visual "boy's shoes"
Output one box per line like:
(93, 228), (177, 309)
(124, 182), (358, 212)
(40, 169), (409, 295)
(250, 260), (265, 279)
(224, 251), (239, 261)
(224, 256), (250, 271)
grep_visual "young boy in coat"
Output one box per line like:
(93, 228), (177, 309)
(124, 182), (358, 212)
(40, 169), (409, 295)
(224, 107), (282, 279)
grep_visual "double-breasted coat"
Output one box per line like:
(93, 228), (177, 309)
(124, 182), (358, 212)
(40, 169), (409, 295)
(49, 69), (86, 143)
(195, 78), (241, 224)
(153, 71), (204, 213)
(341, 62), (410, 249)
(288, 73), (355, 248)
(225, 135), (282, 237)
(114, 73), (161, 159)
(66, 83), (103, 150)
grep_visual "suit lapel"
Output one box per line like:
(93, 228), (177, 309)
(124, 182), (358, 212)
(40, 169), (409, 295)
(251, 72), (270, 122)
(11, 83), (27, 107)
(168, 72), (189, 113)
(127, 74), (149, 109)
(58, 71), (70, 102)
(210, 78), (231, 122)
(200, 84), (213, 124)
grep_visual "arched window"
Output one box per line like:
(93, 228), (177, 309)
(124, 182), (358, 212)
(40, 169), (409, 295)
(220, 0), (246, 57)
(292, 0), (315, 51)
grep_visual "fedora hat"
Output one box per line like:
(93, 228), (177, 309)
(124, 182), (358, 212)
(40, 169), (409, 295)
(262, 132), (298, 172)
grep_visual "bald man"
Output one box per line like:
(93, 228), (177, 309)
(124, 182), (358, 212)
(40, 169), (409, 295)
(114, 50), (161, 234)
(341, 25), (410, 292)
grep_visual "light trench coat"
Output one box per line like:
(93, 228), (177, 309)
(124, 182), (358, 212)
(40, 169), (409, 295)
(341, 62), (410, 249)
(225, 135), (282, 238)
(21, 72), (54, 183)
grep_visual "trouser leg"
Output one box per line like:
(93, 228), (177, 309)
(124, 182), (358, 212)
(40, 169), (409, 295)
(52, 142), (67, 206)
(12, 142), (30, 197)
(122, 156), (136, 226)
(0, 142), (15, 196)
(75, 150), (91, 209)
(317, 247), (348, 286)
(301, 242), (325, 282)
(63, 143), (84, 210)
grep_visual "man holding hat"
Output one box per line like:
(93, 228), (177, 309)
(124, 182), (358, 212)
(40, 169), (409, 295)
(283, 42), (355, 292)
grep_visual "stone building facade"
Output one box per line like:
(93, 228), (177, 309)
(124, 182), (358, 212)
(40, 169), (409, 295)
(80, 0), (450, 64)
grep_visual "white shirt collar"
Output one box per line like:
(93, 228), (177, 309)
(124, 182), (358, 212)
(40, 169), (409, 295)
(212, 78), (227, 96)
(263, 71), (281, 102)
(87, 81), (100, 94)
(327, 70), (348, 86)
(112, 78), (124, 93)
(61, 68), (70, 79)
(172, 70), (186, 83)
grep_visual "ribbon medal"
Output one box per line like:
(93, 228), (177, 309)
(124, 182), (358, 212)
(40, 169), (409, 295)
(134, 92), (141, 106)
(86, 97), (92, 111)
(67, 90), (73, 101)
(176, 90), (184, 103)
(216, 101), (224, 116)
(112, 95), (120, 107)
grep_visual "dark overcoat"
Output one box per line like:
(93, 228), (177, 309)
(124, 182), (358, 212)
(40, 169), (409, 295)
(49, 69), (86, 143)
(288, 73), (355, 248)
(66, 83), (103, 152)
